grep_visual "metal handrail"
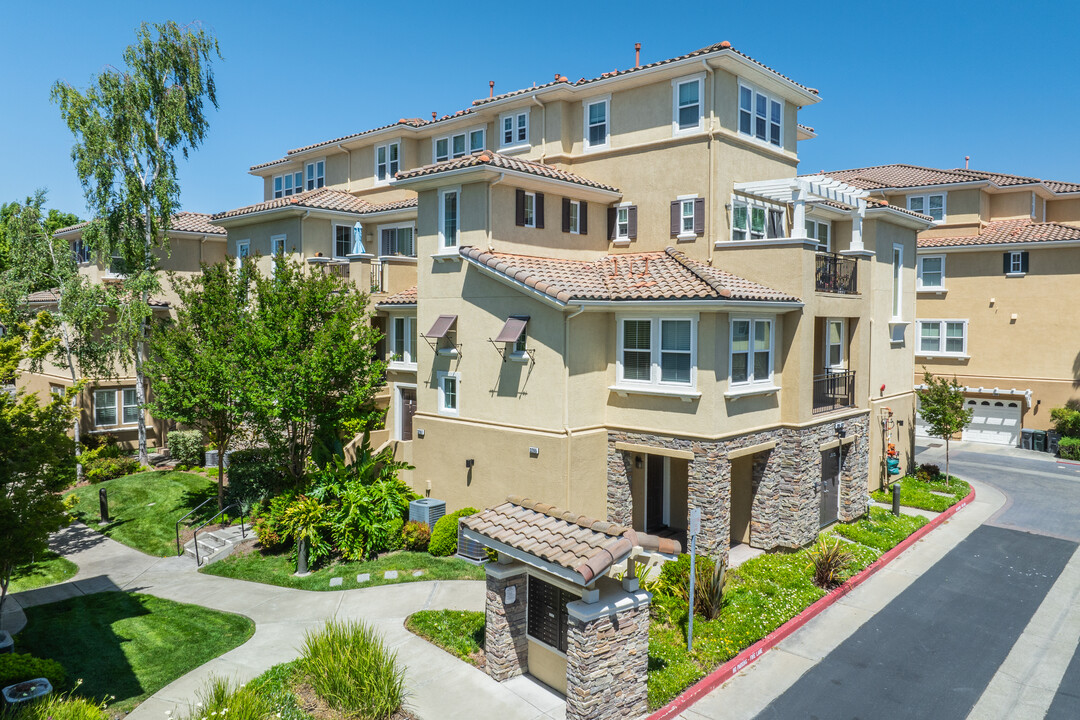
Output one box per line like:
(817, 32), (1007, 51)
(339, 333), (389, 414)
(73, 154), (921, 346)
(192, 503), (247, 566)
(175, 497), (216, 556)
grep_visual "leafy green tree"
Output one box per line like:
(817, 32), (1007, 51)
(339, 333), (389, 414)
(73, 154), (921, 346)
(146, 260), (254, 509)
(247, 256), (383, 483)
(0, 190), (111, 479)
(0, 310), (77, 615)
(917, 370), (973, 485)
(0, 199), (79, 273)
(52, 20), (221, 465)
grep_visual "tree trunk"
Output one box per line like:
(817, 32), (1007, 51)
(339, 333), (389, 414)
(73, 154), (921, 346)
(60, 319), (83, 480)
(0, 565), (10, 618)
(217, 441), (226, 511)
(135, 333), (150, 466)
(944, 436), (951, 488)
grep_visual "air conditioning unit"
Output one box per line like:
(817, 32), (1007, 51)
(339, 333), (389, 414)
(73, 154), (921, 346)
(409, 498), (446, 529)
(457, 521), (488, 564)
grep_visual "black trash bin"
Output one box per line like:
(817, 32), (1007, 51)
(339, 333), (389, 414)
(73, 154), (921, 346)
(1021, 428), (1034, 450)
(1048, 431), (1061, 455)
(1033, 430), (1048, 452)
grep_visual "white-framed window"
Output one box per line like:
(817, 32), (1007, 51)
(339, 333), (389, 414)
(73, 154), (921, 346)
(568, 200), (581, 234)
(891, 243), (904, 319)
(1008, 251), (1025, 274)
(235, 240), (250, 269)
(470, 128), (485, 154)
(616, 316), (697, 389)
(672, 74), (704, 134)
(499, 111), (529, 150)
(738, 82), (782, 148)
(122, 388), (139, 425)
(732, 199), (785, 241)
(805, 218), (831, 252)
(907, 193), (945, 223)
(917, 255), (945, 289)
(375, 141), (400, 184)
(305, 160), (325, 191)
(825, 319), (845, 368)
(93, 389), (116, 426)
(616, 205), (630, 240)
(584, 97), (610, 151)
(514, 324), (528, 356)
(439, 187), (460, 249)
(437, 371), (460, 416)
(93, 387), (139, 426)
(918, 320), (967, 356)
(523, 192), (536, 228)
(680, 198), (695, 235)
(435, 128), (483, 163)
(273, 170), (304, 199)
(379, 223), (416, 257)
(71, 240), (91, 264)
(730, 317), (774, 387)
(108, 255), (127, 277)
(333, 225), (352, 258)
(390, 315), (417, 366)
(271, 235), (287, 255)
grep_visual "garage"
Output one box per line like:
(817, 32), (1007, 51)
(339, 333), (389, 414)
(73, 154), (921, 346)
(961, 398), (1022, 446)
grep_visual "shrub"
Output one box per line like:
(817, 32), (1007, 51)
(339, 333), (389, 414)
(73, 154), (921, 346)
(254, 491), (296, 550)
(1050, 406), (1080, 438)
(167, 430), (204, 467)
(916, 463), (941, 482)
(1060, 437), (1080, 461)
(181, 676), (274, 720)
(428, 507), (478, 557)
(297, 619), (407, 719)
(656, 554), (726, 618)
(84, 456), (142, 483)
(0, 652), (66, 688)
(15, 688), (109, 720)
(281, 495), (333, 567)
(402, 521), (430, 552)
(807, 536), (854, 589)
(227, 448), (289, 506)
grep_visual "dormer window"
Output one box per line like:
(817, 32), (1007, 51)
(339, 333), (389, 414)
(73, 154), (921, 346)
(273, 170), (303, 199)
(305, 160), (325, 191)
(435, 128), (484, 163)
(375, 141), (400, 184)
(907, 193), (945, 222)
(500, 112), (528, 150)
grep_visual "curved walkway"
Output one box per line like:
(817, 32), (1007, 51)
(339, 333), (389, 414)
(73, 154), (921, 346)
(4, 525), (565, 720)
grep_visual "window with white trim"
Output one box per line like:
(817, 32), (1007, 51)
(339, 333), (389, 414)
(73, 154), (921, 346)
(680, 199), (695, 235)
(71, 240), (90, 264)
(375, 141), (399, 184)
(584, 98), (609, 150)
(568, 200), (581, 234)
(391, 315), (417, 366)
(334, 225), (352, 258)
(470, 128), (485, 154)
(499, 111), (528, 150)
(892, 244), (903, 319)
(805, 218), (831, 251)
(93, 389), (116, 426)
(435, 128), (483, 163)
(1009, 251), (1024, 274)
(918, 320), (967, 356)
(439, 188), (459, 249)
(917, 255), (945, 289)
(907, 193), (945, 222)
(437, 371), (459, 416)
(616, 205), (630, 240)
(235, 240), (250, 269)
(271, 235), (286, 255)
(523, 192), (536, 228)
(305, 160), (325, 191)
(617, 317), (697, 389)
(825, 319), (845, 368)
(514, 324), (528, 355)
(732, 199), (785, 240)
(379, 223), (416, 257)
(122, 388), (139, 424)
(273, 170), (304, 199)
(673, 74), (704, 133)
(730, 318), (773, 386)
(738, 82), (782, 147)
(93, 387), (140, 426)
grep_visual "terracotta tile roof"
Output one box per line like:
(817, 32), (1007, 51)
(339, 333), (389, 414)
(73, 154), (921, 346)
(820, 164), (1080, 195)
(395, 151), (619, 193)
(27, 287), (170, 308)
(366, 197), (419, 213)
(377, 286), (417, 306)
(918, 220), (1080, 248)
(53, 212), (225, 237)
(212, 187), (375, 221)
(461, 496), (636, 584)
(460, 246), (798, 305)
(797, 123), (815, 134)
(864, 197), (935, 223)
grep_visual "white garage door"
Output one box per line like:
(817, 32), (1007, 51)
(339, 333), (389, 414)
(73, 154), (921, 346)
(962, 399), (1022, 446)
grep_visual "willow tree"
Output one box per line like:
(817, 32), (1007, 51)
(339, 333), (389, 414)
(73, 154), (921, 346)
(52, 21), (221, 464)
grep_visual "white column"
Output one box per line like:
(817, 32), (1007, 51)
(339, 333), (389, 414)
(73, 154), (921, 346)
(850, 199), (866, 252)
(791, 186), (807, 239)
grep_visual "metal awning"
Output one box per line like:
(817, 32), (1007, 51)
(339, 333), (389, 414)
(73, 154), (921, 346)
(425, 314), (457, 339)
(494, 316), (529, 343)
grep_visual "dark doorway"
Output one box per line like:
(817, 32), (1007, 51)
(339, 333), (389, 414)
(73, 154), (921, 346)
(820, 447), (840, 527)
(730, 455), (754, 545)
(400, 388), (417, 440)
(646, 455), (665, 532)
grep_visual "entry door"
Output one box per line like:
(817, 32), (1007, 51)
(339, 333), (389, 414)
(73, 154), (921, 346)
(730, 456), (754, 545)
(645, 455), (667, 532)
(819, 448), (840, 527)
(399, 388), (417, 440)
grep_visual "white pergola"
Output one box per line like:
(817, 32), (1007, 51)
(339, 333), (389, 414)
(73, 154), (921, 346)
(733, 175), (871, 252)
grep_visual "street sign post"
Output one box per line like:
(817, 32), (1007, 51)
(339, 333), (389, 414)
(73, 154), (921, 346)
(687, 508), (701, 652)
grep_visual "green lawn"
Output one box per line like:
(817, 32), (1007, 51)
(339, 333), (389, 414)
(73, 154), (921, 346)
(66, 471), (217, 557)
(7, 551), (78, 594)
(832, 507), (929, 551)
(14, 591), (254, 713)
(201, 548), (485, 590)
(406, 610), (485, 665)
(871, 477), (971, 512)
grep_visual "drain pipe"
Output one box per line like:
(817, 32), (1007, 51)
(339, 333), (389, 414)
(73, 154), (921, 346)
(702, 58), (716, 264)
(533, 96), (547, 163)
(564, 303), (585, 509)
(488, 172), (505, 251)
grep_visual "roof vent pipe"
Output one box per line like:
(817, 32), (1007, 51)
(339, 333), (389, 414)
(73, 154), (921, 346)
(635, 42), (641, 69)
(431, 111), (437, 121)
(965, 155), (970, 169)
(489, 80), (494, 98)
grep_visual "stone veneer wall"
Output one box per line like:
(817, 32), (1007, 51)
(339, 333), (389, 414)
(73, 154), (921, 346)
(484, 567), (529, 682)
(607, 412), (871, 560)
(565, 603), (649, 720)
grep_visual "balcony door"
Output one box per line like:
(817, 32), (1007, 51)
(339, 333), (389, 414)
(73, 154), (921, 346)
(396, 385), (417, 441)
(824, 319), (846, 371)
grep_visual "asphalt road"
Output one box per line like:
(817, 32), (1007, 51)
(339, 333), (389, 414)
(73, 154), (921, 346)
(754, 444), (1080, 720)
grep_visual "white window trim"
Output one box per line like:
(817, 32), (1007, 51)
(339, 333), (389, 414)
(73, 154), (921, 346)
(917, 254), (947, 291)
(891, 243), (904, 321)
(433, 126), (485, 164)
(374, 140), (400, 185)
(614, 315), (699, 395)
(272, 169), (304, 199)
(437, 186), (461, 252)
(394, 383), (417, 441)
(676, 194), (698, 240)
(469, 127), (486, 154)
(825, 318), (846, 369)
(583, 95), (611, 152)
(671, 72), (706, 136)
(271, 234), (287, 256)
(498, 111), (529, 152)
(568, 200), (582, 235)
(437, 371), (460, 417)
(805, 217), (832, 252)
(737, 80), (783, 149)
(728, 316), (777, 390)
(388, 314), (418, 371)
(93, 387), (139, 428)
(1007, 250), (1025, 276)
(906, 193), (946, 224)
(916, 319), (969, 358)
(614, 201), (632, 245)
(304, 158), (326, 191)
(377, 221), (417, 258)
(333, 224), (355, 259)
(730, 196), (787, 241)
(523, 191), (536, 228)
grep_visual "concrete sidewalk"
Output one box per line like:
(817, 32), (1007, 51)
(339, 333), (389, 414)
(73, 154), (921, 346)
(5, 524), (563, 720)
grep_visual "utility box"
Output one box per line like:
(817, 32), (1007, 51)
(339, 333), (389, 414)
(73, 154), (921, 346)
(409, 498), (446, 529)
(457, 522), (488, 563)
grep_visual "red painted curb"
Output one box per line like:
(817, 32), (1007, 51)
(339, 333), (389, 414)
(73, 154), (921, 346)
(647, 486), (977, 720)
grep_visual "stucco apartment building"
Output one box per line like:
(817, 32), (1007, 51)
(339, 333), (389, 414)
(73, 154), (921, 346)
(214, 41), (931, 561)
(20, 212), (228, 448)
(824, 164), (1080, 445)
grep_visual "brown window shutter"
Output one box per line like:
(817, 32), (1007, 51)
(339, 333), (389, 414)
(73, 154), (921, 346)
(628, 206), (638, 239)
(515, 188), (525, 227)
(670, 201), (680, 236)
(608, 207), (617, 240)
(694, 197), (705, 235)
(562, 198), (571, 233)
(536, 193), (545, 229)
(580, 202), (588, 235)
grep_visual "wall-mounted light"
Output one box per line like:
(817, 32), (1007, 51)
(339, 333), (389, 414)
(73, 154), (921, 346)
(417, 429), (425, 438)
(465, 459), (474, 468)
(635, 455), (643, 469)
(529, 447), (540, 458)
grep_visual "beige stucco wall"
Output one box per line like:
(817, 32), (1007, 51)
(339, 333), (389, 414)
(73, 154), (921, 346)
(1046, 198), (1080, 226)
(989, 190), (1034, 221)
(488, 184), (609, 259)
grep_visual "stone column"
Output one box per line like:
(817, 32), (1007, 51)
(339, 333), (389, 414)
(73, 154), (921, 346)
(565, 589), (651, 720)
(484, 563), (529, 681)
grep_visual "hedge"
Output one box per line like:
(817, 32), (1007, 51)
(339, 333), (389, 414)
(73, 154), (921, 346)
(167, 430), (204, 467)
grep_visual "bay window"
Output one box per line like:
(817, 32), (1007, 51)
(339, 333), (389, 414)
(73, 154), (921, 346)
(730, 318), (774, 386)
(617, 317), (697, 391)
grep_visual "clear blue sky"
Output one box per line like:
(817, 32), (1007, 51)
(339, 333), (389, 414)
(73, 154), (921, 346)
(3, 0), (1078, 219)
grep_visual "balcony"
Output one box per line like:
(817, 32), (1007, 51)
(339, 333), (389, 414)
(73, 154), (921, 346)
(370, 260), (384, 293)
(328, 260), (349, 281)
(815, 253), (858, 295)
(813, 369), (856, 414)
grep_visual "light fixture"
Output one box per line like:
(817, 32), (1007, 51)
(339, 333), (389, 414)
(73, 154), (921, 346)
(465, 459), (474, 468)
(635, 455), (643, 469)
(529, 447), (540, 458)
